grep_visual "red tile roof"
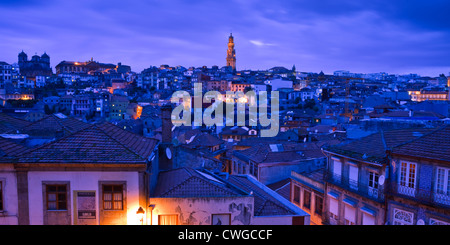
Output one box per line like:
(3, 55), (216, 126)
(0, 137), (29, 157)
(324, 127), (437, 164)
(0, 113), (31, 133)
(152, 167), (247, 197)
(226, 175), (305, 217)
(234, 142), (325, 164)
(392, 125), (450, 163)
(17, 122), (158, 164)
(19, 114), (91, 136)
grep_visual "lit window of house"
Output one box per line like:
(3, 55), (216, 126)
(46, 185), (67, 210)
(103, 185), (123, 210)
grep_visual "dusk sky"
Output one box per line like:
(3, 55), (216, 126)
(1, 0), (450, 76)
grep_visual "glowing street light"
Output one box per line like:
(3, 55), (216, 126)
(136, 207), (145, 225)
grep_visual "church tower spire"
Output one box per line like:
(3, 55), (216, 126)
(226, 33), (236, 71)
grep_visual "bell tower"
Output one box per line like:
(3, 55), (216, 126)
(226, 33), (236, 71)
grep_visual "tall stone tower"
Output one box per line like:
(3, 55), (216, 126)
(447, 76), (450, 101)
(226, 33), (236, 71)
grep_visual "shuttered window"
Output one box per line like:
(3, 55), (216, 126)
(344, 204), (356, 225)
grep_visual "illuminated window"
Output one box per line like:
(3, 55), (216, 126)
(103, 185), (123, 210)
(46, 185), (67, 210)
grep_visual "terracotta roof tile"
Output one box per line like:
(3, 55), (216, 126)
(17, 122), (158, 164)
(0, 113), (31, 133)
(225, 175), (304, 217)
(324, 127), (437, 164)
(392, 125), (450, 163)
(152, 168), (247, 197)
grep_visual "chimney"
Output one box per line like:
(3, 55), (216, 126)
(158, 104), (174, 171)
(161, 104), (173, 143)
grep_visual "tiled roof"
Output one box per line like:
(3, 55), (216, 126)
(324, 128), (437, 164)
(0, 137), (29, 157)
(267, 178), (291, 201)
(0, 113), (31, 134)
(225, 175), (306, 217)
(185, 132), (224, 148)
(234, 142), (325, 164)
(17, 122), (158, 164)
(152, 167), (247, 197)
(19, 114), (91, 137)
(392, 125), (450, 163)
(221, 126), (251, 136)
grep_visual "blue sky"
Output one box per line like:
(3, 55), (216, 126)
(1, 0), (450, 76)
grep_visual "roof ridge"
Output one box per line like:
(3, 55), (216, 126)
(18, 123), (148, 161)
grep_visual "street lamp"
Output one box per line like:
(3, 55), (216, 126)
(136, 207), (145, 225)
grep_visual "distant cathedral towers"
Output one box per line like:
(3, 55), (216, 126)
(226, 33), (236, 71)
(18, 51), (52, 77)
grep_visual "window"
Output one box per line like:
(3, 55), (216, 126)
(344, 204), (356, 225)
(362, 213), (375, 225)
(46, 185), (67, 210)
(435, 167), (450, 205)
(303, 190), (311, 210)
(349, 164), (359, 190)
(159, 215), (178, 225)
(212, 214), (231, 225)
(368, 171), (380, 198)
(329, 198), (339, 225)
(103, 185), (123, 210)
(399, 162), (417, 197)
(293, 185), (300, 205)
(315, 195), (323, 216)
(332, 159), (342, 182)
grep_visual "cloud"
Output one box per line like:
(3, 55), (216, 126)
(0, 0), (450, 76)
(249, 40), (276, 47)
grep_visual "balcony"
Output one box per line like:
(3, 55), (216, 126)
(325, 172), (385, 203)
(386, 182), (450, 209)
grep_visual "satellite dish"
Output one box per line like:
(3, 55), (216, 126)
(165, 147), (172, 160)
(379, 175), (385, 185)
(417, 219), (425, 225)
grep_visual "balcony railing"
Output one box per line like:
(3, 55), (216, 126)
(386, 182), (450, 208)
(325, 172), (385, 203)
